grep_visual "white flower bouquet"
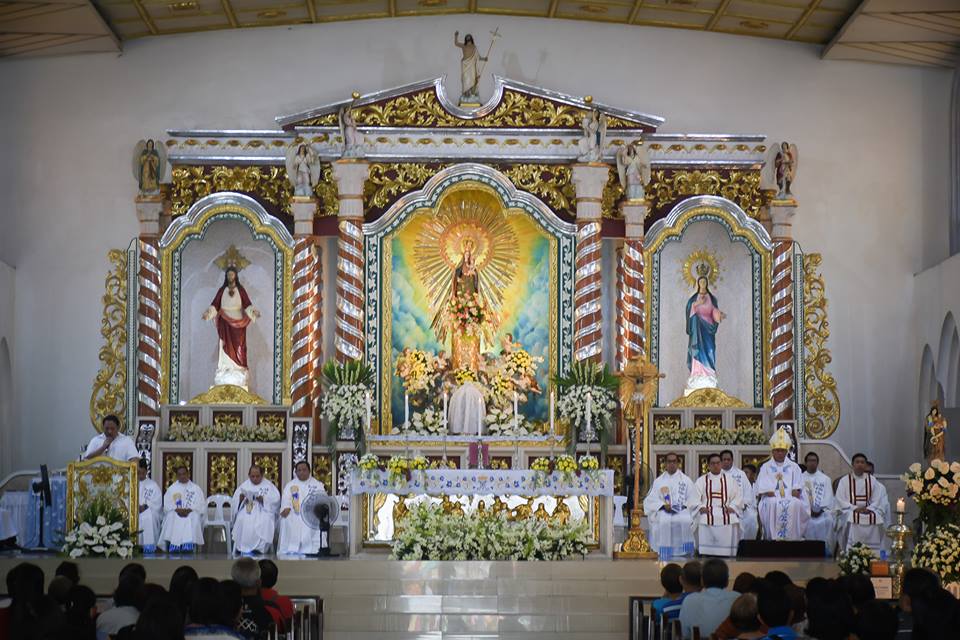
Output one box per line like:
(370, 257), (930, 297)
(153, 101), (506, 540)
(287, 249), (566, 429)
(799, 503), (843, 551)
(837, 542), (876, 576)
(62, 494), (136, 559)
(485, 404), (534, 437)
(402, 408), (446, 436)
(902, 459), (960, 531)
(913, 523), (960, 584)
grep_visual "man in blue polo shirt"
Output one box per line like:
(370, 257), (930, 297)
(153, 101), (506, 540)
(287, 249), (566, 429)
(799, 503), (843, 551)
(757, 585), (796, 640)
(679, 558), (739, 639)
(651, 563), (684, 621)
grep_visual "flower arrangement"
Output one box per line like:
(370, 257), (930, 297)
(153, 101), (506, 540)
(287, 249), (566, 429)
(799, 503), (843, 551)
(579, 454), (600, 481)
(386, 455), (410, 486)
(485, 405), (534, 437)
(451, 368), (478, 386)
(531, 457), (551, 473)
(837, 542), (877, 576)
(358, 454), (380, 481)
(902, 459), (960, 530)
(320, 359), (374, 454)
(447, 291), (491, 338)
(409, 455), (429, 472)
(503, 348), (540, 383)
(395, 349), (439, 395)
(402, 408), (446, 436)
(167, 422), (284, 443)
(392, 503), (590, 561)
(553, 361), (619, 456)
(912, 523), (960, 584)
(62, 494), (136, 559)
(653, 426), (768, 446)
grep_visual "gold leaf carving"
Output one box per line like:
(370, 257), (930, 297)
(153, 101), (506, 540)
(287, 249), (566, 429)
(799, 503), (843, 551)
(89, 250), (127, 432)
(646, 169), (762, 219)
(163, 454), (192, 489)
(188, 384), (267, 405)
(252, 453), (281, 487)
(365, 162), (448, 211)
(693, 415), (723, 430)
(170, 165), (293, 217)
(208, 453), (238, 496)
(734, 415), (763, 431)
(313, 163), (339, 217)
(501, 164), (576, 218)
(669, 387), (748, 408)
(311, 453), (333, 491)
(803, 253), (840, 439)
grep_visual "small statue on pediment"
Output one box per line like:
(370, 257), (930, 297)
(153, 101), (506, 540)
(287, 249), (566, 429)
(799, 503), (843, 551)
(284, 143), (322, 197)
(132, 139), (166, 195)
(616, 141), (651, 201)
(577, 110), (607, 163)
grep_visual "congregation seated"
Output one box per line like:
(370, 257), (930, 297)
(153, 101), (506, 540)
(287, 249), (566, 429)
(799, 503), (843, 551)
(724, 593), (763, 640)
(900, 567), (960, 639)
(650, 563), (685, 622)
(230, 558), (274, 639)
(679, 558), (739, 639)
(257, 560), (293, 632)
(96, 574), (144, 640)
(754, 583), (794, 640)
(4, 562), (68, 640)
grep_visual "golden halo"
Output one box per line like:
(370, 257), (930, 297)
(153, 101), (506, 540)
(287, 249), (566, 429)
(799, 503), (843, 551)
(681, 248), (721, 290)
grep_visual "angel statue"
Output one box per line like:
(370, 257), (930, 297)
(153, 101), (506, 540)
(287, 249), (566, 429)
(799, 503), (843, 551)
(132, 139), (166, 195)
(339, 106), (362, 158)
(924, 401), (948, 463)
(774, 141), (798, 197)
(577, 110), (607, 163)
(284, 144), (322, 197)
(616, 142), (652, 201)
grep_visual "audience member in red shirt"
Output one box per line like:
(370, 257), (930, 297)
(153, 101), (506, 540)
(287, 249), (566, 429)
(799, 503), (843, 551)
(258, 560), (293, 632)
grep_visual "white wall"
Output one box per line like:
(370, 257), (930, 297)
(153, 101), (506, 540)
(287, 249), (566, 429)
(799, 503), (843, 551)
(0, 16), (951, 474)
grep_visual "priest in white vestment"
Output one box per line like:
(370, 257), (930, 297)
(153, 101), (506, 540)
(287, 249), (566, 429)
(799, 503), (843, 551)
(695, 453), (743, 556)
(136, 459), (162, 552)
(157, 466), (205, 552)
(231, 464), (281, 554)
(721, 449), (758, 541)
(757, 428), (810, 541)
(801, 452), (836, 554)
(834, 453), (890, 552)
(278, 460), (327, 555)
(643, 452), (698, 558)
(84, 415), (140, 462)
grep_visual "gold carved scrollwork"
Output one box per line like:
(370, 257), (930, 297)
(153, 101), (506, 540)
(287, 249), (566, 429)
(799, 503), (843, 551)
(252, 453), (281, 487)
(67, 458), (138, 535)
(311, 453), (333, 490)
(735, 415), (764, 431)
(163, 454), (192, 489)
(365, 163), (448, 211)
(803, 253), (840, 438)
(653, 414), (681, 431)
(257, 412), (286, 433)
(297, 89), (642, 130)
(170, 165), (293, 217)
(208, 454), (238, 496)
(170, 412), (199, 429)
(188, 384), (267, 405)
(89, 250), (127, 432)
(646, 170), (763, 219)
(669, 387), (749, 408)
(694, 415), (723, 430)
(501, 164), (576, 218)
(314, 163), (339, 217)
(602, 168), (624, 219)
(213, 412), (242, 428)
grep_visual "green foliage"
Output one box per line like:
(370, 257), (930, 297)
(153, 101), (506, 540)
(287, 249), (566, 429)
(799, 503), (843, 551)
(552, 360), (619, 392)
(321, 359), (375, 387)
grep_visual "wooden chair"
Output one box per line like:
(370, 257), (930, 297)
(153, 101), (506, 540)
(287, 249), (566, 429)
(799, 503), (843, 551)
(692, 626), (702, 640)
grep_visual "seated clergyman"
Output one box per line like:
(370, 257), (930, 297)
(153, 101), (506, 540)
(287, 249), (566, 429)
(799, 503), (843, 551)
(157, 465), (205, 553)
(643, 452), (697, 558)
(231, 464), (281, 555)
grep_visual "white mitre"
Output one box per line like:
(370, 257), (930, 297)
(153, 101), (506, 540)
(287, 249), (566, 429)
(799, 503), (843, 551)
(769, 427), (791, 450)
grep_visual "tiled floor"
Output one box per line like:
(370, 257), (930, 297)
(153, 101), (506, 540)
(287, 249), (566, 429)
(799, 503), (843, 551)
(0, 554), (838, 638)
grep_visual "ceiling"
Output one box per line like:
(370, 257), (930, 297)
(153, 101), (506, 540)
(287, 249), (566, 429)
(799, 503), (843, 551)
(0, 0), (955, 70)
(824, 0), (960, 68)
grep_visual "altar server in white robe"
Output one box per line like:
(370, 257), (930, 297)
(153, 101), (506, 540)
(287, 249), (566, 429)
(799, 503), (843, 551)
(801, 451), (836, 554)
(643, 452), (698, 558)
(834, 453), (890, 552)
(695, 453), (743, 556)
(278, 460), (327, 555)
(757, 428), (810, 541)
(136, 459), (162, 552)
(721, 449), (758, 541)
(231, 464), (281, 554)
(157, 466), (205, 552)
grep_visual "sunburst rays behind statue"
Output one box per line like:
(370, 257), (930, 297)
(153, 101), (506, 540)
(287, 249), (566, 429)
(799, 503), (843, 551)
(413, 192), (519, 343)
(681, 247), (721, 289)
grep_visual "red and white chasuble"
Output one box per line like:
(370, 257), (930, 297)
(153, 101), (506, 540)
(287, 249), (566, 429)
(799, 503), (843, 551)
(694, 472), (743, 557)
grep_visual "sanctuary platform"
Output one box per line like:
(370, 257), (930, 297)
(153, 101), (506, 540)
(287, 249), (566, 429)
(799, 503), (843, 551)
(0, 555), (838, 639)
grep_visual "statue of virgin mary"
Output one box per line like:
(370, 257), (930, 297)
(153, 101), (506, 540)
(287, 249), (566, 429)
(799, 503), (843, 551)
(684, 268), (725, 396)
(202, 263), (260, 389)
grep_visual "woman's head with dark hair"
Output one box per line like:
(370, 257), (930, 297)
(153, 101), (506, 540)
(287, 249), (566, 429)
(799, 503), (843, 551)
(143, 583), (168, 605)
(258, 559), (279, 590)
(839, 573), (875, 610)
(114, 574), (146, 610)
(223, 267), (240, 289)
(65, 584), (97, 620)
(805, 579), (855, 640)
(134, 594), (185, 640)
(169, 565), (198, 599)
(855, 600), (898, 640)
(757, 584), (793, 629)
(10, 562), (45, 606)
(901, 567), (940, 606)
(732, 572), (757, 595)
(187, 578), (226, 626)
(763, 571), (793, 588)
(54, 561), (80, 586)
(219, 580), (243, 626)
(119, 563), (147, 584)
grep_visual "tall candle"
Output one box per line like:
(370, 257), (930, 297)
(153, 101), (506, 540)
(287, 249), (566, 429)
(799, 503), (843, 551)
(442, 392), (449, 429)
(404, 393), (410, 430)
(477, 396), (484, 437)
(586, 391), (593, 434)
(550, 390), (555, 436)
(896, 498), (905, 514)
(365, 390), (372, 433)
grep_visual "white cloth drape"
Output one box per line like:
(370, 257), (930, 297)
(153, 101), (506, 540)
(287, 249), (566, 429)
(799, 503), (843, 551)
(448, 383), (485, 435)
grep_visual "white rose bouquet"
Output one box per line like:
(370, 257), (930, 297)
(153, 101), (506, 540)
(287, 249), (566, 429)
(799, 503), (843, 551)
(837, 542), (876, 576)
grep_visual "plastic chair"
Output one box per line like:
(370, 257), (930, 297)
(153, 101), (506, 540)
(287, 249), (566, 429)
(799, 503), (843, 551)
(205, 493), (233, 556)
(614, 495), (628, 527)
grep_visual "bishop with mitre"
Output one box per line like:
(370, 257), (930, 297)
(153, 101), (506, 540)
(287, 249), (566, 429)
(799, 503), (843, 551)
(756, 428), (810, 540)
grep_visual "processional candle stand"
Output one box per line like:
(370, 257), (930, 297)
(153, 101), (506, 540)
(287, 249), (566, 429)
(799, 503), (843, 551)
(614, 357), (664, 559)
(886, 498), (913, 598)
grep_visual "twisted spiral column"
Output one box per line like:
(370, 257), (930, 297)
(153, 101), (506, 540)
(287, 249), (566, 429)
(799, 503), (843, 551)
(290, 238), (322, 416)
(770, 202), (798, 420)
(137, 239), (162, 415)
(332, 160), (370, 363)
(618, 200), (648, 369)
(571, 164), (610, 363)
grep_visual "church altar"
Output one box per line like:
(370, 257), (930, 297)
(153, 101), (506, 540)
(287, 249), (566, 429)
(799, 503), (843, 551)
(82, 49), (842, 558)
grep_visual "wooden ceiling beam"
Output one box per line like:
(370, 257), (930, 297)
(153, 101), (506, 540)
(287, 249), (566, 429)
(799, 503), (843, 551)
(706, 0), (732, 31)
(786, 0), (823, 40)
(131, 0), (158, 35)
(220, 0), (239, 28)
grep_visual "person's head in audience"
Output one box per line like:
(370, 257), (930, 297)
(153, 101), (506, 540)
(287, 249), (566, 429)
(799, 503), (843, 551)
(65, 584), (97, 622)
(187, 578), (226, 627)
(720, 450), (735, 472)
(143, 583), (168, 605)
(729, 593), (764, 638)
(805, 452), (820, 474)
(707, 453), (722, 475)
(9, 562), (64, 636)
(134, 594), (185, 640)
(54, 561), (80, 586)
(10, 562), (45, 607)
(757, 584), (793, 630)
(901, 566), (960, 638)
(119, 562), (147, 585)
(258, 559), (279, 591)
(701, 558), (729, 590)
(680, 560), (702, 593)
(855, 599), (897, 640)
(805, 579), (855, 640)
(763, 571), (793, 588)
(175, 465), (191, 484)
(169, 565), (198, 620)
(900, 567), (940, 613)
(138, 458), (149, 482)
(114, 574), (146, 611)
(219, 580), (243, 627)
(294, 461), (311, 482)
(47, 575), (73, 607)
(657, 563), (683, 598)
(230, 557), (261, 596)
(732, 572), (756, 595)
(839, 573), (875, 611)
(851, 453), (868, 476)
(743, 464), (757, 484)
(664, 452), (679, 475)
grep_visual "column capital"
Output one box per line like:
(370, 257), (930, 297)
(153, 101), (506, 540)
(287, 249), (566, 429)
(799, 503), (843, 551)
(620, 200), (649, 240)
(135, 195), (164, 239)
(769, 199), (798, 241)
(290, 196), (318, 237)
(571, 163), (610, 222)
(332, 159), (370, 220)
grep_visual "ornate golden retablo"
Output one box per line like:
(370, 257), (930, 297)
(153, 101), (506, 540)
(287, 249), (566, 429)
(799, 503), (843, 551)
(668, 387), (748, 408)
(188, 384), (268, 406)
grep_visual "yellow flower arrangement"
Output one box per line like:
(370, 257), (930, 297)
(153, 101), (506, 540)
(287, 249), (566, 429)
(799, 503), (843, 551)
(531, 457), (552, 473)
(410, 456), (429, 471)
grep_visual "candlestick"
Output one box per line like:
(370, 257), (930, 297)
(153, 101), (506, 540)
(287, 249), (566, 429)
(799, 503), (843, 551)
(477, 395), (484, 438)
(404, 393), (410, 431)
(365, 390), (372, 434)
(896, 497), (905, 514)
(549, 390), (555, 434)
(442, 392), (448, 430)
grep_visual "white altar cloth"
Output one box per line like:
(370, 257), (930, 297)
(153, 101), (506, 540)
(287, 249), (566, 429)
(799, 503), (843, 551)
(350, 469), (614, 497)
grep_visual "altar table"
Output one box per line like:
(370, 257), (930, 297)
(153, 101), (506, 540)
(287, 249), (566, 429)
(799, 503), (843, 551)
(348, 469), (615, 556)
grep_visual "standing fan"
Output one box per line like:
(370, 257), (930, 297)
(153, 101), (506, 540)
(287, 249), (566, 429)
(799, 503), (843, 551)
(300, 494), (340, 557)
